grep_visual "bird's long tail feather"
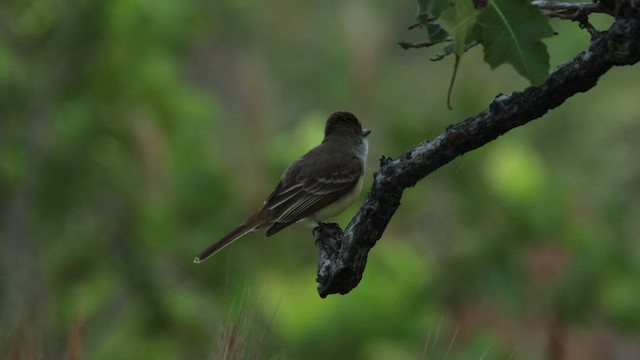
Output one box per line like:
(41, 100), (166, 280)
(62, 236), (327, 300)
(193, 212), (266, 263)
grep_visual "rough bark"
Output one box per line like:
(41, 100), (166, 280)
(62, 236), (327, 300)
(315, 9), (640, 298)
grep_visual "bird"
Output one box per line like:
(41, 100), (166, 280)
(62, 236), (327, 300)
(193, 111), (370, 263)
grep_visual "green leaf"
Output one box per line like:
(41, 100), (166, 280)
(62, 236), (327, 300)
(439, 0), (479, 55)
(425, 23), (450, 43)
(477, 0), (554, 85)
(417, 0), (449, 19)
(416, 0), (450, 42)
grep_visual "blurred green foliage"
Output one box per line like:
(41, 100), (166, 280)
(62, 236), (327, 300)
(1, 1), (639, 359)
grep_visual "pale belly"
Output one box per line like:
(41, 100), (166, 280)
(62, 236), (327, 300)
(302, 176), (364, 226)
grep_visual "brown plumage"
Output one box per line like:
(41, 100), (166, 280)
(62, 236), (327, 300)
(193, 111), (370, 263)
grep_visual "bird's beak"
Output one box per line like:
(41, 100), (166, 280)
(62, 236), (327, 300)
(362, 129), (371, 137)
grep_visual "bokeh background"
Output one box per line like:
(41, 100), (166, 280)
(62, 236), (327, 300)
(1, 1), (639, 359)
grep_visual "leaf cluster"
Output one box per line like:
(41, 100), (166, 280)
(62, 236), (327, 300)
(416, 0), (555, 85)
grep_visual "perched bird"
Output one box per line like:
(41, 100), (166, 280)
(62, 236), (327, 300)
(194, 111), (370, 263)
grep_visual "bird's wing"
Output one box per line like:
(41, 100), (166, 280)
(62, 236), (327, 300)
(263, 154), (363, 236)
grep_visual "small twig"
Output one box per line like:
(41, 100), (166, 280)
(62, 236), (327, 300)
(398, 40), (437, 50)
(446, 55), (460, 110)
(430, 41), (479, 62)
(408, 17), (437, 30)
(579, 17), (601, 39)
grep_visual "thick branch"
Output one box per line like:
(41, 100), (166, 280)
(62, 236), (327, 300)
(315, 14), (640, 298)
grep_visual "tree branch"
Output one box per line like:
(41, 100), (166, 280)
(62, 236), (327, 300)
(532, 1), (614, 17)
(533, 1), (615, 38)
(315, 13), (640, 298)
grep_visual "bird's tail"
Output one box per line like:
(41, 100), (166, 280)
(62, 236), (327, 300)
(193, 211), (267, 263)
